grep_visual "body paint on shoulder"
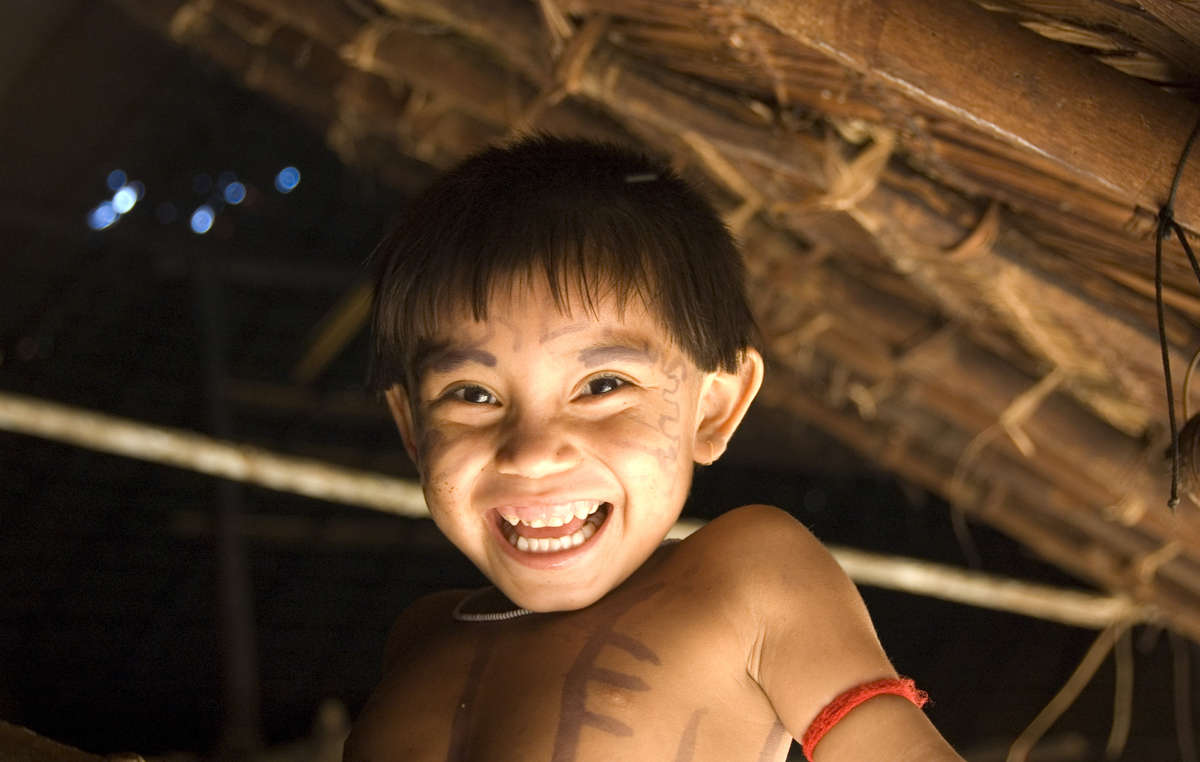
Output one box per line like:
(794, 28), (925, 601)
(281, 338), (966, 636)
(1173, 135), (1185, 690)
(551, 582), (665, 762)
(756, 718), (789, 762)
(672, 707), (708, 762)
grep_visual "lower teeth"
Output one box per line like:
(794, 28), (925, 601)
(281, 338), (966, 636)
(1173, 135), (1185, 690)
(504, 505), (607, 553)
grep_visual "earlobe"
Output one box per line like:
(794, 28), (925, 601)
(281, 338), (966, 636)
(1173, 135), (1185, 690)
(384, 385), (420, 465)
(694, 348), (764, 464)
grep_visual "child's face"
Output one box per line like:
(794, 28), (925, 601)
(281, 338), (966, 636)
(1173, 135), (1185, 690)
(386, 280), (744, 612)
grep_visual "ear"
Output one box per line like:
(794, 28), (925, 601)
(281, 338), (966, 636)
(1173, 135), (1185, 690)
(693, 348), (764, 464)
(384, 384), (420, 465)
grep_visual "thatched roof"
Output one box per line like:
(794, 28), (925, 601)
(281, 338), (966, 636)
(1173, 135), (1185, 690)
(110, 0), (1200, 642)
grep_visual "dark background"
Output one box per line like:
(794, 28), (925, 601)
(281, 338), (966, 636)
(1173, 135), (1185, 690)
(0, 4), (1195, 760)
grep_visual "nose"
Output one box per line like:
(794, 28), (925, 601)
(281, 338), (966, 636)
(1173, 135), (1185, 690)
(494, 411), (581, 479)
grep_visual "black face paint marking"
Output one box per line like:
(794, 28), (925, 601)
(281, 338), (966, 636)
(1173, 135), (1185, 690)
(551, 583), (665, 762)
(756, 719), (788, 762)
(540, 322), (589, 345)
(672, 708), (707, 762)
(577, 343), (657, 369)
(425, 347), (497, 373)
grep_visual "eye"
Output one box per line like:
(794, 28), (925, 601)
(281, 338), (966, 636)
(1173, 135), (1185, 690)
(449, 385), (498, 405)
(581, 375), (628, 397)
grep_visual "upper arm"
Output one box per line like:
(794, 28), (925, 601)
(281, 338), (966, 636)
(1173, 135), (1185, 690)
(708, 505), (962, 762)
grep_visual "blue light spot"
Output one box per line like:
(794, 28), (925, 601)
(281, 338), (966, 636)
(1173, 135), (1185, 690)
(217, 170), (237, 188)
(130, 180), (145, 199)
(190, 204), (215, 234)
(106, 169), (127, 192)
(112, 185), (138, 214)
(87, 201), (119, 231)
(223, 181), (246, 205)
(156, 202), (177, 224)
(193, 173), (212, 194)
(274, 166), (300, 193)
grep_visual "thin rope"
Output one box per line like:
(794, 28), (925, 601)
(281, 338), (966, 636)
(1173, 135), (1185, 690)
(1104, 627), (1134, 760)
(1155, 116), (1200, 510)
(1006, 622), (1130, 762)
(1157, 229), (1178, 508)
(1171, 631), (1198, 762)
(452, 587), (536, 622)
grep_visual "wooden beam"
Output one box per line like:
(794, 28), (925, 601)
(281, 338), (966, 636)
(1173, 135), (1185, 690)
(0, 390), (1151, 630)
(168, 510), (1151, 629)
(829, 544), (1146, 630)
(0, 390), (428, 518)
(735, 0), (1200, 232)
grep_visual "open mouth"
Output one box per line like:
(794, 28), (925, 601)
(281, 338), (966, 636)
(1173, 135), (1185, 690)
(497, 502), (612, 554)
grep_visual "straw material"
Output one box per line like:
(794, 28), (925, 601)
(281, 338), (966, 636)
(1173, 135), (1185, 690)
(111, 0), (1200, 643)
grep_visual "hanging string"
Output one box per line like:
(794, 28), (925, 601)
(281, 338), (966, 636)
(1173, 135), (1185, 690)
(1155, 116), (1200, 511)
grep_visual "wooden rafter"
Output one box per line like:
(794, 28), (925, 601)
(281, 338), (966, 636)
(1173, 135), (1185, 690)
(729, 0), (1200, 232)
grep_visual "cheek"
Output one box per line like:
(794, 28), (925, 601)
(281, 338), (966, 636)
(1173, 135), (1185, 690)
(598, 406), (692, 477)
(419, 425), (488, 497)
(413, 426), (442, 467)
(605, 418), (677, 469)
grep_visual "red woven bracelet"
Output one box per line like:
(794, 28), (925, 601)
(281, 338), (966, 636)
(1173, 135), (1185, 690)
(800, 676), (929, 761)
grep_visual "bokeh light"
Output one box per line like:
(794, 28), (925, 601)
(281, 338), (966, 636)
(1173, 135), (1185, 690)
(112, 185), (138, 214)
(106, 169), (127, 192)
(87, 201), (119, 231)
(274, 166), (300, 193)
(190, 204), (215, 234)
(223, 181), (246, 205)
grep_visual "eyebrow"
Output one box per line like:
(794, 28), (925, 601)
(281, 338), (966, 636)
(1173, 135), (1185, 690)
(416, 346), (498, 375)
(577, 342), (657, 368)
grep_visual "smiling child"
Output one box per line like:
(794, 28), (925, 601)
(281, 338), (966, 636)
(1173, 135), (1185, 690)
(343, 136), (963, 762)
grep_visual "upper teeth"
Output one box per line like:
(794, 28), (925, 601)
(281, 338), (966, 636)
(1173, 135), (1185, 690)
(501, 500), (602, 527)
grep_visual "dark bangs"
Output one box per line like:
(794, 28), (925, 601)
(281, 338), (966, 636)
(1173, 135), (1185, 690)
(368, 136), (757, 391)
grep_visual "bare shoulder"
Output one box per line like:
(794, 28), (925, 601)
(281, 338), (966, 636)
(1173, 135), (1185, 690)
(688, 503), (820, 549)
(343, 589), (474, 762)
(378, 588), (472, 669)
(686, 503), (876, 639)
(665, 504), (872, 671)
(680, 504), (849, 601)
(676, 505), (886, 702)
(698, 503), (809, 534)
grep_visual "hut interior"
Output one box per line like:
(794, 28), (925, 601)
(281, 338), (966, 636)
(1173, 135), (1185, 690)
(2, 0), (1200, 760)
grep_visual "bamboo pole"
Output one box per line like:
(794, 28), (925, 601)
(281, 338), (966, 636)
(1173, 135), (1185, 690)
(829, 545), (1145, 630)
(734, 0), (1200, 233)
(0, 390), (1150, 630)
(0, 390), (428, 518)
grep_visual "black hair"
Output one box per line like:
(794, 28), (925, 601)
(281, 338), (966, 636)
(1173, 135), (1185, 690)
(368, 134), (757, 390)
